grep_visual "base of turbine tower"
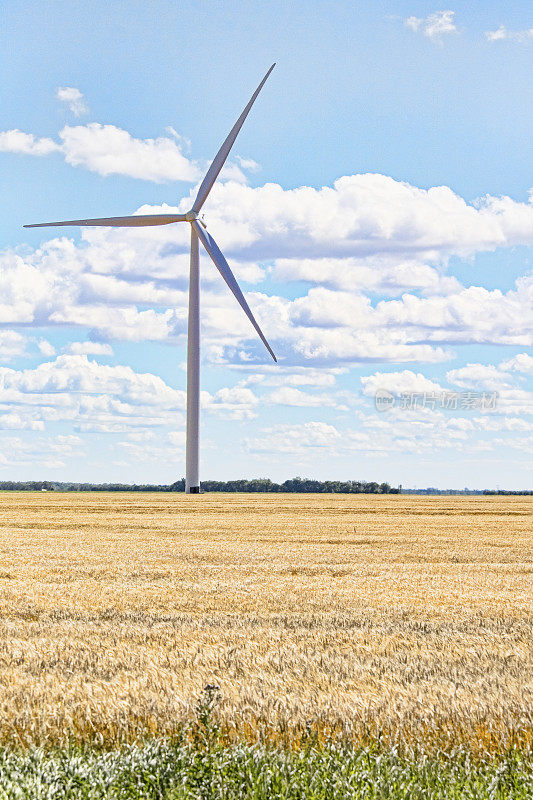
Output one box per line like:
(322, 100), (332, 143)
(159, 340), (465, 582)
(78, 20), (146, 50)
(186, 486), (200, 494)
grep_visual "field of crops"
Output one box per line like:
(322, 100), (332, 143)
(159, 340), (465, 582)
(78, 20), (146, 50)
(0, 491), (530, 757)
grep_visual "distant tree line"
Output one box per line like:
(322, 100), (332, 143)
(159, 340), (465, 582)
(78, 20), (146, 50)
(481, 489), (533, 496)
(0, 480), (529, 494)
(197, 478), (400, 493)
(406, 488), (532, 496)
(0, 481), (171, 492)
(0, 478), (400, 493)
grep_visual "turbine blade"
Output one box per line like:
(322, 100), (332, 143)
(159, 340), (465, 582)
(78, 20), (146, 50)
(192, 220), (276, 362)
(191, 64), (275, 214)
(24, 214), (188, 228)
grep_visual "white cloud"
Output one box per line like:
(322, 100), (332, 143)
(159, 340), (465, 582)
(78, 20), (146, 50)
(271, 255), (462, 295)
(500, 353), (533, 374)
(246, 421), (342, 453)
(245, 412), (467, 459)
(272, 278), (532, 363)
(4, 354), (181, 404)
(0, 130), (60, 156)
(0, 124), (200, 182)
(266, 386), (349, 410)
(186, 175), (533, 262)
(486, 25), (533, 43)
(168, 430), (186, 447)
(202, 385), (259, 420)
(0, 412), (44, 431)
(446, 363), (514, 391)
(405, 10), (457, 42)
(1, 170), (532, 367)
(64, 342), (114, 356)
(0, 331), (29, 361)
(359, 362), (533, 419)
(443, 359), (533, 416)
(0, 355), (266, 434)
(246, 400), (533, 462)
(14, 159), (533, 263)
(0, 433), (84, 468)
(236, 156), (260, 172)
(10, 151), (533, 258)
(50, 306), (177, 341)
(490, 389), (533, 417)
(0, 175), (533, 365)
(0, 354), (186, 436)
(59, 123), (200, 182)
(38, 339), (56, 357)
(361, 370), (443, 397)
(239, 366), (347, 388)
(0, 115), (261, 186)
(372, 282), (533, 347)
(56, 87), (89, 117)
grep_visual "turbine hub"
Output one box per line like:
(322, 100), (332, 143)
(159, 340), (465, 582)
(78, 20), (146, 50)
(185, 211), (199, 222)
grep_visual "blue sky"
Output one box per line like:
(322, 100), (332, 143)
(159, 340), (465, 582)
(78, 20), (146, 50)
(0, 0), (532, 488)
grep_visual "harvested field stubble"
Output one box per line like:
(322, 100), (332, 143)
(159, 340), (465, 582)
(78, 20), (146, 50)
(0, 492), (530, 751)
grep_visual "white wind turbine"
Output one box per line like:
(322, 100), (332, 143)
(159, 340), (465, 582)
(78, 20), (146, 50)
(25, 65), (277, 493)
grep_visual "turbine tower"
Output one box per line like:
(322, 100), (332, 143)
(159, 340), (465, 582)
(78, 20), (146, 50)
(25, 65), (277, 493)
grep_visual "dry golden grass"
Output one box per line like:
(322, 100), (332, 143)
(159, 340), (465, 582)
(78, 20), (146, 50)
(0, 491), (530, 751)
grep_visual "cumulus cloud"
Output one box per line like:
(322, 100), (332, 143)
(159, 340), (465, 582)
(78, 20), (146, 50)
(405, 10), (457, 42)
(56, 87), (89, 116)
(52, 306), (177, 342)
(202, 385), (259, 420)
(2, 163), (533, 368)
(235, 156), (260, 172)
(0, 354), (267, 437)
(271, 255), (462, 295)
(64, 342), (114, 356)
(266, 386), (349, 410)
(0, 412), (45, 431)
(13, 155), (533, 261)
(9, 147), (533, 256)
(245, 411), (472, 459)
(239, 366), (347, 388)
(0, 130), (60, 156)
(6, 355), (181, 404)
(361, 370), (443, 397)
(444, 358), (533, 416)
(371, 281), (533, 347)
(360, 361), (533, 421)
(0, 433), (84, 469)
(37, 339), (56, 357)
(500, 353), (533, 374)
(0, 116), (261, 185)
(0, 354), (185, 435)
(488, 389), (533, 417)
(0, 123), (200, 182)
(246, 421), (342, 453)
(60, 123), (200, 182)
(246, 394), (533, 462)
(184, 175), (533, 262)
(486, 25), (533, 42)
(0, 331), (29, 361)
(446, 363), (514, 391)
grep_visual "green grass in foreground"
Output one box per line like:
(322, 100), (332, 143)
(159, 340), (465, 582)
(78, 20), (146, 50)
(0, 741), (530, 799)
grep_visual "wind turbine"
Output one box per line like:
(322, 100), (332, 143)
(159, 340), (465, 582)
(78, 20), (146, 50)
(25, 64), (277, 493)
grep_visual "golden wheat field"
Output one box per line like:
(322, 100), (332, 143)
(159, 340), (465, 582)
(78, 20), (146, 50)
(0, 491), (531, 751)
